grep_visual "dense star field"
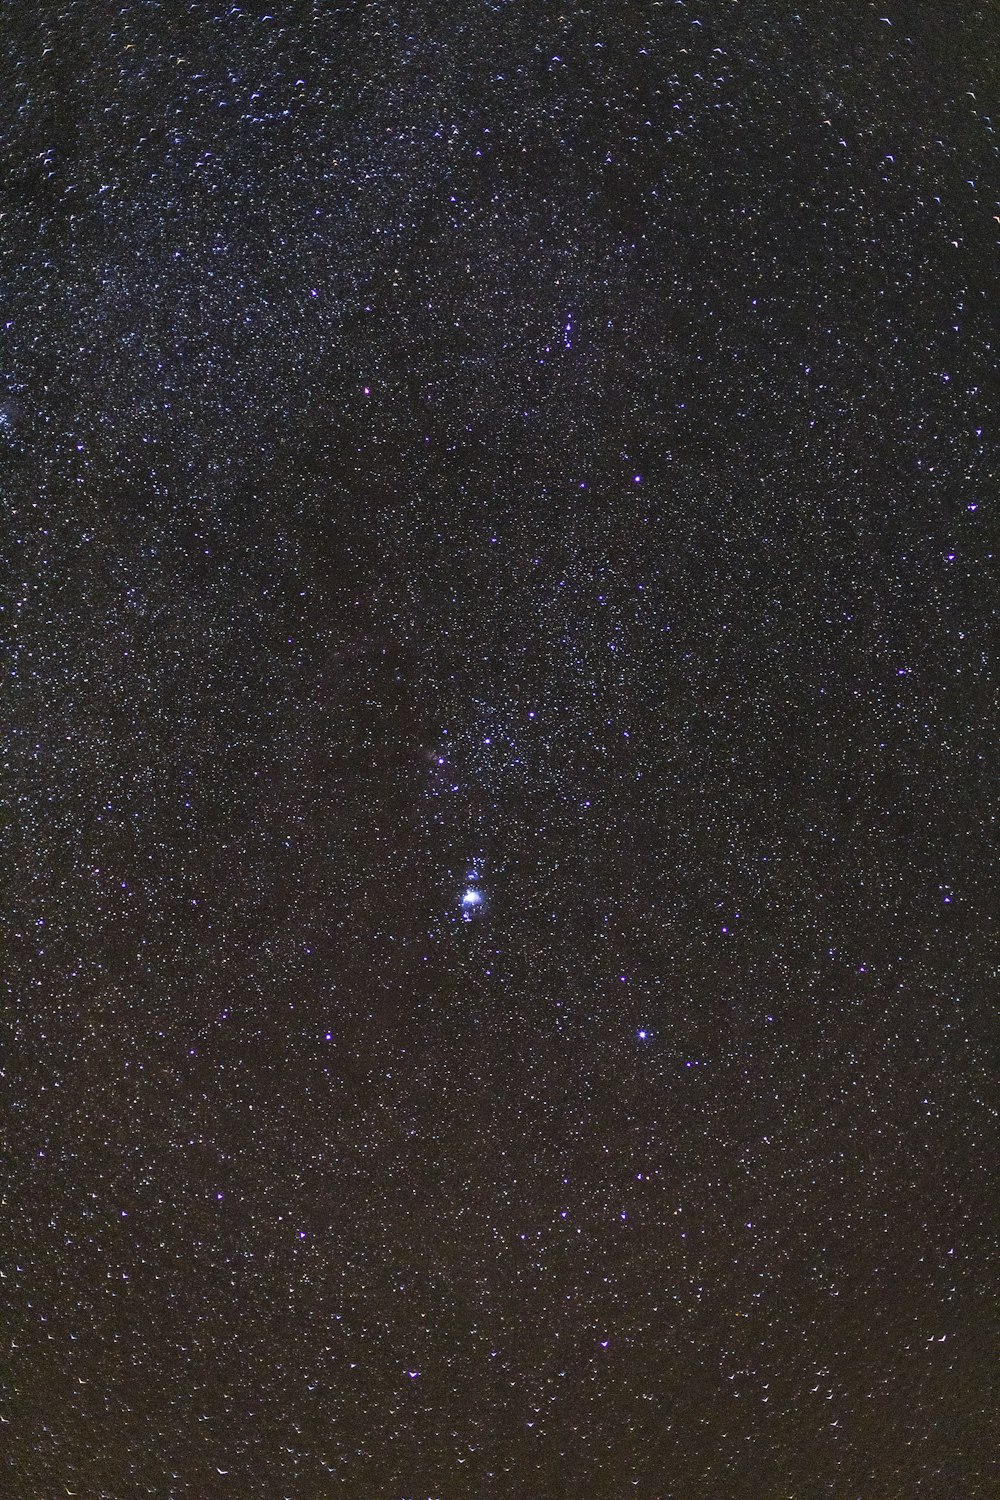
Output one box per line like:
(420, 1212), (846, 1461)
(4, 1), (997, 1496)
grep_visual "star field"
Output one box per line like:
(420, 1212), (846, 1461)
(4, 2), (998, 1497)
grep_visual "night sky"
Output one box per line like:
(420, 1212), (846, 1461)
(4, 2), (998, 1497)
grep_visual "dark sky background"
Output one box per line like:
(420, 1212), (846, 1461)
(4, 1), (997, 1497)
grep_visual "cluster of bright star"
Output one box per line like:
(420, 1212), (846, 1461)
(458, 858), (486, 921)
